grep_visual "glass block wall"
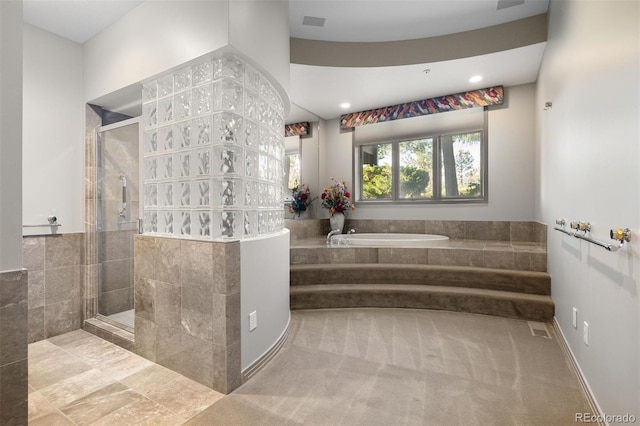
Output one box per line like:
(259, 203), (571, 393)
(141, 54), (285, 240)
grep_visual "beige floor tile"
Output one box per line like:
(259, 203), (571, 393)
(29, 348), (94, 390)
(39, 368), (118, 408)
(28, 411), (76, 426)
(28, 390), (60, 421)
(60, 382), (144, 426)
(124, 368), (223, 420)
(90, 397), (184, 426)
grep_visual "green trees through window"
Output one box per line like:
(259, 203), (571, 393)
(358, 131), (484, 203)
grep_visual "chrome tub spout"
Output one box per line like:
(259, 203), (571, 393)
(327, 229), (341, 246)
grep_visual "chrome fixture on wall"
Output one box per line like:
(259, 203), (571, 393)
(23, 215), (62, 228)
(554, 218), (632, 252)
(118, 173), (127, 217)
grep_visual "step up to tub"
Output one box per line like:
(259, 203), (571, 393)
(290, 264), (551, 295)
(290, 283), (554, 322)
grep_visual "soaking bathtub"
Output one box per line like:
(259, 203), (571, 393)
(332, 233), (449, 247)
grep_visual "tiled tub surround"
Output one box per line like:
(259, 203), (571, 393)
(286, 219), (547, 244)
(132, 234), (241, 394)
(0, 269), (28, 425)
(288, 219), (552, 322)
(287, 219), (547, 271)
(23, 233), (85, 343)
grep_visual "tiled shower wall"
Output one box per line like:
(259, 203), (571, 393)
(23, 233), (85, 343)
(0, 269), (28, 424)
(132, 234), (241, 394)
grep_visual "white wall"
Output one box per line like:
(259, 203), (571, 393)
(0, 0), (23, 270)
(240, 230), (290, 370)
(536, 0), (639, 417)
(22, 24), (84, 235)
(83, 1), (230, 103)
(228, 0), (290, 100)
(315, 84), (536, 221)
(84, 0), (290, 110)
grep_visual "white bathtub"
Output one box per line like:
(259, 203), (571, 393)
(332, 233), (449, 247)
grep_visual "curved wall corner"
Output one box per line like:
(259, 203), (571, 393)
(240, 229), (290, 371)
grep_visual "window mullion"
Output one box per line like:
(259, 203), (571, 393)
(433, 136), (441, 200)
(392, 142), (400, 201)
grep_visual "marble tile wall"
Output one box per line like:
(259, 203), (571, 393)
(23, 233), (85, 343)
(0, 269), (28, 424)
(132, 234), (241, 394)
(99, 230), (135, 316)
(286, 219), (547, 243)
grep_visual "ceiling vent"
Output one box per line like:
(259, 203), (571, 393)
(302, 15), (326, 27)
(497, 0), (525, 10)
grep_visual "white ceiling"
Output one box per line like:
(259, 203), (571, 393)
(22, 0), (549, 123)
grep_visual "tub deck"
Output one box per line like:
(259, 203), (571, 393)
(291, 237), (546, 272)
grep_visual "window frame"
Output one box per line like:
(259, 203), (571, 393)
(353, 111), (488, 205)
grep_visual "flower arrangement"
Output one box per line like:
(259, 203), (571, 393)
(321, 178), (355, 215)
(289, 183), (317, 217)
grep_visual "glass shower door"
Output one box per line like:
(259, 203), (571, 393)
(96, 118), (140, 332)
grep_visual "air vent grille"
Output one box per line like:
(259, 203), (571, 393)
(302, 15), (326, 27)
(497, 0), (525, 10)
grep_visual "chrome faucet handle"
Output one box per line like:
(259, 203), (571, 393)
(347, 228), (356, 234)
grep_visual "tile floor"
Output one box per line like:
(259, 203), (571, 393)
(28, 330), (222, 425)
(29, 309), (593, 425)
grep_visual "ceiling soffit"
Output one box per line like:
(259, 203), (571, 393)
(291, 14), (548, 67)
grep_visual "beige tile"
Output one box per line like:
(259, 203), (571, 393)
(181, 286), (213, 341)
(44, 298), (83, 338)
(89, 396), (184, 426)
(155, 281), (181, 328)
(39, 368), (117, 409)
(29, 411), (75, 426)
(23, 236), (45, 272)
(44, 266), (82, 305)
(98, 349), (154, 382)
(134, 277), (156, 323)
(45, 234), (83, 269)
(28, 270), (45, 309)
(0, 359), (28, 425)
(180, 240), (214, 292)
(29, 390), (61, 422)
(29, 347), (93, 390)
(483, 251), (515, 270)
(124, 366), (222, 420)
(133, 315), (157, 362)
(379, 248), (428, 264)
(157, 237), (181, 285)
(59, 382), (144, 426)
(134, 236), (157, 280)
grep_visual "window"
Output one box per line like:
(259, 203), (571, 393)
(356, 130), (486, 203)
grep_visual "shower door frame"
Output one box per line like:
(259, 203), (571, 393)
(93, 116), (142, 333)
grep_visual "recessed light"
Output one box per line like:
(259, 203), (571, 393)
(340, 102), (351, 109)
(469, 75), (483, 83)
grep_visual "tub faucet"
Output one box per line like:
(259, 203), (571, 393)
(347, 228), (356, 234)
(327, 229), (341, 246)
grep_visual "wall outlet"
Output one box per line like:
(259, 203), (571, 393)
(572, 307), (578, 329)
(583, 321), (589, 346)
(249, 311), (257, 331)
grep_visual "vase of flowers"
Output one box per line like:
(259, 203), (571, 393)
(288, 183), (317, 219)
(321, 178), (355, 233)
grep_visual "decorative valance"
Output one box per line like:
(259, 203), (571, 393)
(340, 85), (504, 129)
(285, 122), (310, 137)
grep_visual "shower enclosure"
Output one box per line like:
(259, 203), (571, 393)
(95, 118), (140, 331)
